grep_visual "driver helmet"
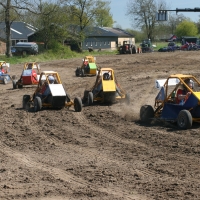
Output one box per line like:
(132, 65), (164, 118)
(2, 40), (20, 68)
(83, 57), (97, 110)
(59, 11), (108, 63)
(103, 73), (110, 80)
(184, 78), (193, 89)
(48, 75), (55, 84)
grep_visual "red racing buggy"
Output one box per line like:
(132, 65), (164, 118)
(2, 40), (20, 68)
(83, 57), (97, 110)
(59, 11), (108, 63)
(13, 62), (41, 89)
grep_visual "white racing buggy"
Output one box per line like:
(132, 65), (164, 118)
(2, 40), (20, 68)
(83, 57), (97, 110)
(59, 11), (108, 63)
(22, 71), (82, 112)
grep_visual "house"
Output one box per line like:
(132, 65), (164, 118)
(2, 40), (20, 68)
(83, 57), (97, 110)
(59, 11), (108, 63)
(0, 21), (37, 53)
(0, 21), (135, 53)
(66, 26), (135, 51)
(81, 26), (135, 51)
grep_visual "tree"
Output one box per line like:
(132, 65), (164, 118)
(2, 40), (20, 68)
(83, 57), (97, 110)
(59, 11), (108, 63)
(26, 3), (68, 50)
(0, 0), (61, 57)
(94, 6), (114, 27)
(126, 0), (157, 40)
(175, 20), (198, 38)
(61, 0), (111, 51)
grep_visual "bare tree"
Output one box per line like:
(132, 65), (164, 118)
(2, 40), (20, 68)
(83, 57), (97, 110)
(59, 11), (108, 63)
(0, 0), (59, 57)
(126, 0), (166, 40)
(0, 0), (34, 57)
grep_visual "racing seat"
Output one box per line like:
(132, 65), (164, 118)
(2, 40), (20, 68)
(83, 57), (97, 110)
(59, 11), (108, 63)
(155, 86), (165, 107)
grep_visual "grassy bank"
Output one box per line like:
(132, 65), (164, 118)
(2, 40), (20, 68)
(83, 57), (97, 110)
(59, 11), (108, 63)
(0, 46), (118, 65)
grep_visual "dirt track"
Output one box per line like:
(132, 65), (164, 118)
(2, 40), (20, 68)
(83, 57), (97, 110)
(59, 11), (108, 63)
(0, 51), (200, 200)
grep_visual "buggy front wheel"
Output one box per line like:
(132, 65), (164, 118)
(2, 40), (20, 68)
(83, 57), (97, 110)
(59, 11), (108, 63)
(22, 95), (30, 109)
(177, 110), (192, 129)
(74, 97), (82, 112)
(34, 96), (42, 112)
(3, 77), (8, 85)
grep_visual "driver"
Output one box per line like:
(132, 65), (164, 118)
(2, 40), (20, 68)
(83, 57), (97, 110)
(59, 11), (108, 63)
(103, 73), (110, 80)
(176, 79), (193, 105)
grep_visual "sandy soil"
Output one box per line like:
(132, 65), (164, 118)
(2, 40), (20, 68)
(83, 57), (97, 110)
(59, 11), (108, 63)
(0, 51), (200, 200)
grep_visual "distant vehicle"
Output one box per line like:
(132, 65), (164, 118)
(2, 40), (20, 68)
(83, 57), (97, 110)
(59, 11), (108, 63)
(168, 42), (180, 50)
(165, 35), (177, 42)
(75, 55), (99, 77)
(118, 41), (137, 54)
(180, 43), (198, 51)
(181, 36), (198, 45)
(158, 47), (174, 52)
(13, 42), (38, 55)
(0, 61), (11, 84)
(12, 62), (41, 89)
(140, 39), (153, 53)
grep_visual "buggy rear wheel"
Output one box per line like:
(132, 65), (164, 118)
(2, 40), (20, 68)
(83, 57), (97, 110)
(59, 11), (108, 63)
(74, 97), (82, 112)
(177, 110), (192, 129)
(34, 96), (42, 112)
(140, 105), (154, 123)
(22, 95), (30, 109)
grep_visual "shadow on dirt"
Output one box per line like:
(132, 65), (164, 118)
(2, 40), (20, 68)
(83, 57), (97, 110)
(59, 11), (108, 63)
(135, 119), (200, 131)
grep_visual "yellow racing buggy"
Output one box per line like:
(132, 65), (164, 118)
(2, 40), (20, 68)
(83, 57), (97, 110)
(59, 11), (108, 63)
(140, 74), (200, 129)
(82, 68), (130, 105)
(22, 71), (82, 112)
(75, 55), (98, 77)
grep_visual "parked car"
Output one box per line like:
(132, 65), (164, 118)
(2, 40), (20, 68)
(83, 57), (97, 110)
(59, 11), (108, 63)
(158, 46), (174, 52)
(12, 42), (38, 55)
(181, 43), (198, 51)
(168, 42), (180, 50)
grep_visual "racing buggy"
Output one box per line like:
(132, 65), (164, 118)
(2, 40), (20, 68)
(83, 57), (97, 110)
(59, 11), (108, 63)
(0, 61), (11, 84)
(82, 68), (130, 105)
(22, 71), (82, 112)
(140, 74), (200, 129)
(12, 62), (41, 89)
(75, 55), (98, 77)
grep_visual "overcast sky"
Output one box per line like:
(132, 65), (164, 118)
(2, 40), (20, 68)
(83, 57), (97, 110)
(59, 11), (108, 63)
(109, 0), (200, 29)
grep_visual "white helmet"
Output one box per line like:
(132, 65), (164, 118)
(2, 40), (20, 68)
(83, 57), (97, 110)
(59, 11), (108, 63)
(48, 75), (55, 84)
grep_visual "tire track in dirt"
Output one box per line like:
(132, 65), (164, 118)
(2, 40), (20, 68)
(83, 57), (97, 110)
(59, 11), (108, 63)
(73, 111), (146, 147)
(0, 140), (149, 200)
(72, 111), (200, 187)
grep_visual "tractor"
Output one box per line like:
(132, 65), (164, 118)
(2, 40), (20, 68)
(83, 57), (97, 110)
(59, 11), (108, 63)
(140, 39), (153, 53)
(118, 41), (137, 54)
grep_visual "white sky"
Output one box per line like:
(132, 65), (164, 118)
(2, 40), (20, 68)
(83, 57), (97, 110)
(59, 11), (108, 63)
(109, 0), (200, 29)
